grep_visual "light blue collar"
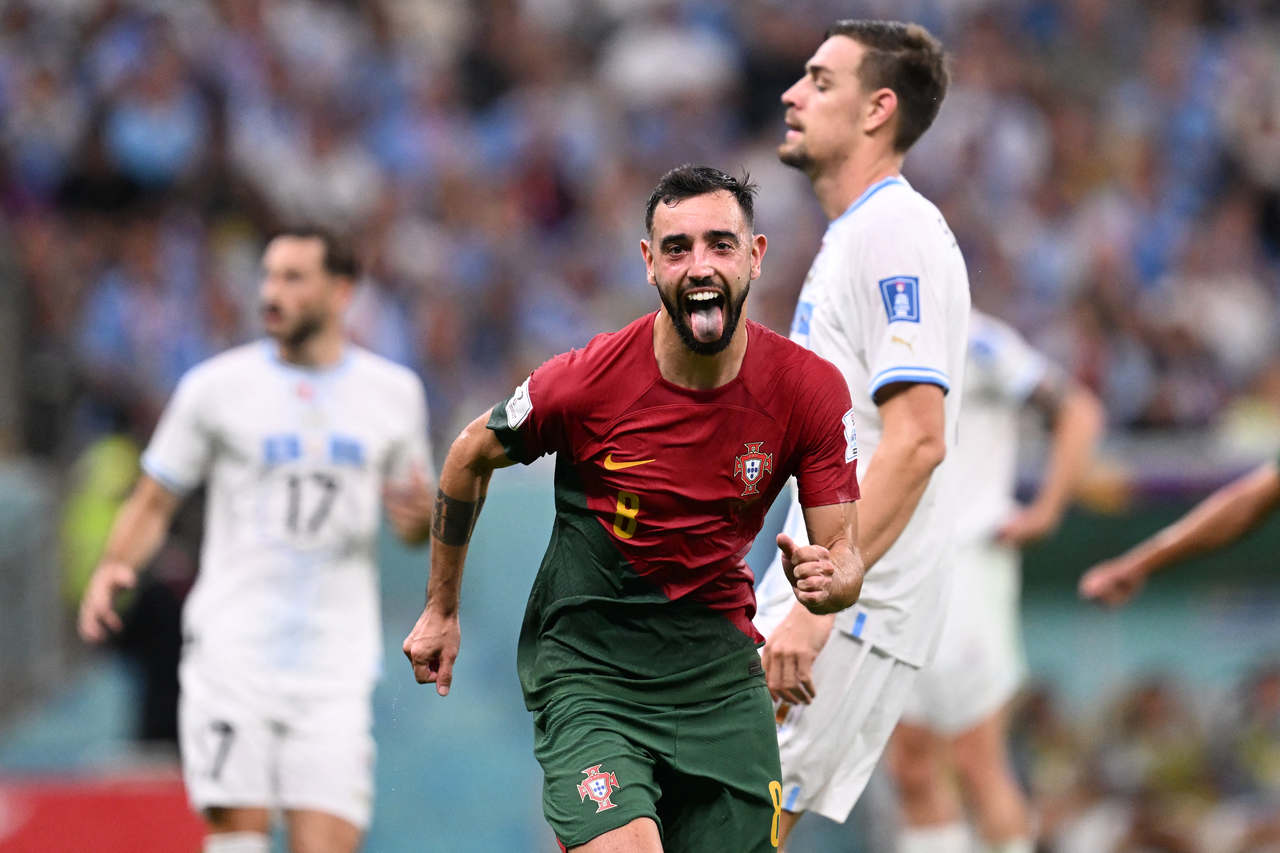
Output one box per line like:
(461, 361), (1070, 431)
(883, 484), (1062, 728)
(833, 175), (908, 223)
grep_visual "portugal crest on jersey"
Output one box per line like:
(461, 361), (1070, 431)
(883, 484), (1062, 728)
(577, 765), (620, 812)
(734, 442), (774, 497)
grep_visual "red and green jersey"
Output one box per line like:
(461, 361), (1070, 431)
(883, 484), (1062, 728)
(489, 313), (859, 709)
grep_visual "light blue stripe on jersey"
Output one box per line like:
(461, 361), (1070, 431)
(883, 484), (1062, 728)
(869, 365), (951, 397)
(833, 175), (907, 224)
(140, 455), (195, 496)
(785, 785), (801, 811)
(851, 611), (866, 638)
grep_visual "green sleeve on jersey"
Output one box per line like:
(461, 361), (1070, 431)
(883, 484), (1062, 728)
(487, 398), (537, 465)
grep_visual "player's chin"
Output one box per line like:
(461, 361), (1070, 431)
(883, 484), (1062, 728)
(777, 143), (810, 169)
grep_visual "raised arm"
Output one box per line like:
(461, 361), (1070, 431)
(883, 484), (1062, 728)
(857, 381), (947, 569)
(1079, 461), (1280, 606)
(997, 377), (1105, 546)
(782, 501), (863, 614)
(78, 474), (183, 642)
(402, 410), (515, 696)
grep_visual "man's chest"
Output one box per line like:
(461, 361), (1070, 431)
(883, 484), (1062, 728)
(571, 401), (797, 528)
(209, 379), (400, 481)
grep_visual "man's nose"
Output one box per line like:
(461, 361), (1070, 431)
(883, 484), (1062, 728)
(688, 250), (716, 280)
(781, 80), (802, 107)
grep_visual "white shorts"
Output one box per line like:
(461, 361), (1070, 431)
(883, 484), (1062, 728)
(771, 631), (919, 823)
(178, 659), (375, 829)
(899, 539), (1025, 734)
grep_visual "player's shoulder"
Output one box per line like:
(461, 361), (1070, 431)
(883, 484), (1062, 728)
(176, 341), (269, 390)
(746, 321), (843, 390)
(836, 176), (945, 239)
(344, 345), (424, 397)
(539, 313), (654, 381)
(968, 310), (1027, 364)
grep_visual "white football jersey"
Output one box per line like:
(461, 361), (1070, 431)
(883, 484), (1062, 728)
(949, 310), (1049, 544)
(142, 341), (433, 690)
(758, 175), (970, 665)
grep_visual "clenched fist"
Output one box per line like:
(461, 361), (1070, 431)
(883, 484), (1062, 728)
(778, 533), (862, 614)
(402, 608), (461, 696)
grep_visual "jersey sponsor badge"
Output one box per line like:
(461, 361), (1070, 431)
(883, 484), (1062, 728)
(733, 442), (774, 497)
(842, 408), (858, 463)
(505, 376), (533, 428)
(879, 275), (920, 323)
(577, 764), (620, 813)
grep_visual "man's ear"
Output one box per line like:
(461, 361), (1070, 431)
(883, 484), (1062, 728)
(750, 233), (768, 280)
(864, 87), (899, 138)
(641, 239), (657, 285)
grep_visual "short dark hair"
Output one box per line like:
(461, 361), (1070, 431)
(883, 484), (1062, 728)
(827, 19), (949, 153)
(644, 165), (758, 234)
(270, 225), (360, 280)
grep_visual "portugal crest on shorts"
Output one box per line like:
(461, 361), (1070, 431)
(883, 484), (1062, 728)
(577, 764), (620, 812)
(734, 442), (774, 497)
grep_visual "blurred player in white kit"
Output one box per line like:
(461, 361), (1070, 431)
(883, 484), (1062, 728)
(78, 227), (435, 853)
(889, 310), (1103, 853)
(752, 19), (970, 850)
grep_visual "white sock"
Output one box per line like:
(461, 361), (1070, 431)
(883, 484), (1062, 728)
(981, 840), (1033, 853)
(204, 832), (270, 853)
(898, 822), (971, 853)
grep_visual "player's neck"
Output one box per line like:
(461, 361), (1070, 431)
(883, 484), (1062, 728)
(812, 148), (904, 221)
(653, 311), (749, 391)
(275, 327), (347, 369)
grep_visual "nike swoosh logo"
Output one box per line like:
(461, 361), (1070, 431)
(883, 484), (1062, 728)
(603, 454), (655, 471)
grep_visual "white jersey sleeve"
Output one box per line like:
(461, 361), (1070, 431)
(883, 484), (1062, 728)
(845, 207), (956, 400)
(383, 377), (435, 484)
(141, 368), (214, 494)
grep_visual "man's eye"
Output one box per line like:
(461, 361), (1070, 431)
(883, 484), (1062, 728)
(665, 246), (686, 256)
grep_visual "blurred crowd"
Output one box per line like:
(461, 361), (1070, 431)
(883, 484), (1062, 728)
(4, 0), (1280, 463)
(1011, 665), (1280, 853)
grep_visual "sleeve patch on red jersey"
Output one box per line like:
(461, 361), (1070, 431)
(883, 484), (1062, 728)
(505, 376), (533, 428)
(842, 408), (858, 462)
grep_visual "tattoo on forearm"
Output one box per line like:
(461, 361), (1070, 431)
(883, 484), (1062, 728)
(432, 490), (485, 546)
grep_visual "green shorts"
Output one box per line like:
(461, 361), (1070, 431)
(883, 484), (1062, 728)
(534, 683), (783, 852)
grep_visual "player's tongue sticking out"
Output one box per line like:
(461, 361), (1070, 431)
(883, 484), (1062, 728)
(686, 291), (725, 343)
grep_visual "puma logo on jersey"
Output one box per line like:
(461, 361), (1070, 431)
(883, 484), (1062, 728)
(603, 454), (655, 471)
(891, 335), (914, 353)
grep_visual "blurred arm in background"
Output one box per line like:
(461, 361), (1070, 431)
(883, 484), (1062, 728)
(382, 466), (436, 546)
(77, 474), (181, 642)
(997, 374), (1105, 547)
(1079, 460), (1280, 606)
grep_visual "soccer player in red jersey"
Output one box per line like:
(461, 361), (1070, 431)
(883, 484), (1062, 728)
(403, 165), (864, 852)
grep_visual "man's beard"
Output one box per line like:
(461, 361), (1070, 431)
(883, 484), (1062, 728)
(659, 281), (750, 356)
(277, 310), (326, 349)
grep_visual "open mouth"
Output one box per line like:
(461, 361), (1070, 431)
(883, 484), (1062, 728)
(683, 289), (726, 343)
